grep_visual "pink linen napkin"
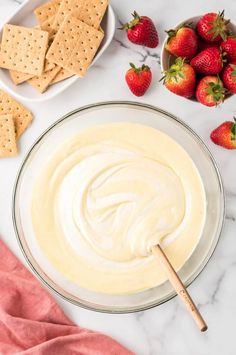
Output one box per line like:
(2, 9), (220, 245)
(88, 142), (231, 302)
(0, 239), (134, 355)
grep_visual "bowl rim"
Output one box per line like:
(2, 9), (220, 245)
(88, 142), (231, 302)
(12, 101), (225, 313)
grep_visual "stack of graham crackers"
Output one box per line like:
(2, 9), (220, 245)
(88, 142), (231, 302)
(0, 0), (108, 94)
(0, 90), (33, 158)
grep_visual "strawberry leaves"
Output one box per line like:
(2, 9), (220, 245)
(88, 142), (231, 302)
(230, 64), (236, 78)
(204, 77), (227, 104)
(160, 57), (186, 83)
(122, 11), (141, 30)
(129, 63), (150, 73)
(207, 10), (230, 41)
(231, 117), (236, 141)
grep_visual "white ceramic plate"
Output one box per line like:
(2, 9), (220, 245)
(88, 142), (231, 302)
(0, 0), (115, 102)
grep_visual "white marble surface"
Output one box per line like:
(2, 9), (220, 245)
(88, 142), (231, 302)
(0, 0), (236, 354)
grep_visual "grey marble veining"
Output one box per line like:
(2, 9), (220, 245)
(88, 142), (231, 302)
(0, 1), (235, 354)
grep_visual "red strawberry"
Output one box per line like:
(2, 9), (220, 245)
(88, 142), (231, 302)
(190, 47), (224, 75)
(222, 61), (236, 94)
(122, 11), (158, 48)
(210, 118), (236, 149)
(196, 76), (226, 107)
(196, 11), (229, 42)
(125, 63), (152, 96)
(161, 57), (196, 98)
(165, 25), (198, 60)
(198, 39), (220, 52)
(221, 37), (236, 61)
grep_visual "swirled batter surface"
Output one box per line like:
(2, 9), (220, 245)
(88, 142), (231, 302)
(32, 122), (206, 294)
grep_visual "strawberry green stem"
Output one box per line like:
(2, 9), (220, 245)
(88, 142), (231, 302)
(208, 10), (230, 41)
(121, 11), (141, 30)
(231, 117), (236, 140)
(205, 77), (226, 104)
(129, 63), (150, 72)
(230, 64), (236, 77)
(160, 57), (186, 83)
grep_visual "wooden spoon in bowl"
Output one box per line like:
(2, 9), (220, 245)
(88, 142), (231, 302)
(152, 244), (207, 332)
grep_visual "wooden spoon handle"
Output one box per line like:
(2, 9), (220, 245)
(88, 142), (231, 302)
(152, 244), (207, 332)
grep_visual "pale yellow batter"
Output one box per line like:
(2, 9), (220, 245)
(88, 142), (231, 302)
(32, 122), (206, 294)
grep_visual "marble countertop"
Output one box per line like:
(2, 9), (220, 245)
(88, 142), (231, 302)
(0, 0), (236, 354)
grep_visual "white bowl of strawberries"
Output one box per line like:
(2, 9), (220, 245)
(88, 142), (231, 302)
(161, 11), (236, 107)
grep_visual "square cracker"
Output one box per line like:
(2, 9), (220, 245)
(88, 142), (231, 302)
(52, 0), (108, 30)
(34, 0), (61, 25)
(0, 114), (17, 157)
(46, 15), (104, 76)
(50, 68), (73, 84)
(44, 58), (56, 72)
(0, 90), (33, 137)
(0, 24), (49, 76)
(7, 21), (56, 85)
(9, 71), (34, 86)
(40, 15), (56, 35)
(10, 59), (55, 85)
(28, 65), (61, 93)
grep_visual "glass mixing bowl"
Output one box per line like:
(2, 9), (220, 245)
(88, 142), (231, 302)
(13, 101), (225, 313)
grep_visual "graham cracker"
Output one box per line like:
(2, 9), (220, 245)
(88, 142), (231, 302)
(40, 15), (56, 35)
(9, 59), (55, 85)
(50, 68), (73, 84)
(9, 71), (34, 85)
(0, 90), (33, 137)
(34, 0), (61, 25)
(28, 65), (61, 93)
(0, 114), (17, 157)
(52, 0), (108, 30)
(46, 15), (104, 76)
(44, 58), (56, 71)
(0, 24), (49, 76)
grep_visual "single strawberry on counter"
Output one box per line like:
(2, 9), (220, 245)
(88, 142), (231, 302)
(190, 47), (224, 75)
(222, 61), (236, 94)
(196, 76), (226, 106)
(122, 11), (158, 48)
(160, 57), (196, 98)
(125, 63), (152, 96)
(210, 118), (236, 149)
(221, 37), (236, 61)
(196, 11), (229, 42)
(165, 25), (198, 60)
